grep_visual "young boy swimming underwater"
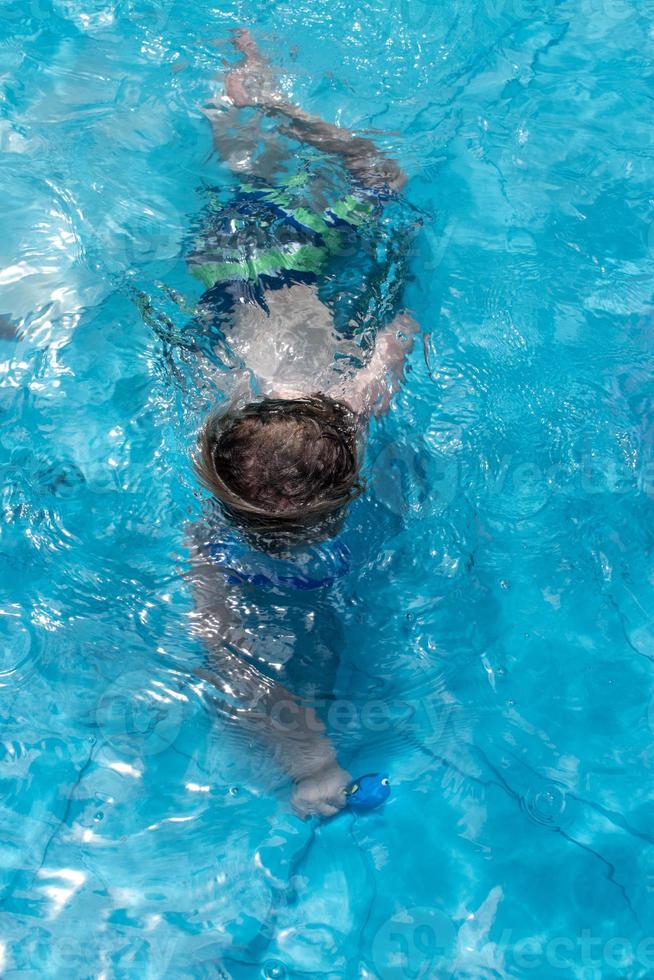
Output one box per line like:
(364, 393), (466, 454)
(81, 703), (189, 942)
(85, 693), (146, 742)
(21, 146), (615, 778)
(188, 30), (417, 817)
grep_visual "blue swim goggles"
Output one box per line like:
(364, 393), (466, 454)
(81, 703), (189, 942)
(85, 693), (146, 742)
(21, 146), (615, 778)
(207, 537), (351, 591)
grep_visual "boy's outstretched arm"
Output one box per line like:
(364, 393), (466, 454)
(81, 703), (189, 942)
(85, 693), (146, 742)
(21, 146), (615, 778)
(269, 104), (406, 192)
(224, 29), (406, 191)
(186, 527), (350, 817)
(331, 312), (419, 416)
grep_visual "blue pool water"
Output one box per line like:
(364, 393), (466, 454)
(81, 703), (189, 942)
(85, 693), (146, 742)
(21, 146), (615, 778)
(2, 0), (654, 975)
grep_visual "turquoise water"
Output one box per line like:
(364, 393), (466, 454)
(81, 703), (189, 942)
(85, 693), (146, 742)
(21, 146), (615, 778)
(2, 0), (654, 975)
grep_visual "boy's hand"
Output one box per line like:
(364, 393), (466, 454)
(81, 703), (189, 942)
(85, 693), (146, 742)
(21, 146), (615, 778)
(225, 28), (283, 110)
(292, 762), (351, 818)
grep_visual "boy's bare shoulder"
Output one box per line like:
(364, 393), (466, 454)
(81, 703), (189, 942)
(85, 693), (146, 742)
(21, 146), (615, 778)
(228, 283), (359, 397)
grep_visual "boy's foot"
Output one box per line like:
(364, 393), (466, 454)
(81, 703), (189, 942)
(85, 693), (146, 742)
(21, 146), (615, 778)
(225, 28), (283, 109)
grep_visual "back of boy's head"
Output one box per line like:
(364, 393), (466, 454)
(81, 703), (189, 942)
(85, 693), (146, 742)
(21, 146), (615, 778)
(196, 395), (362, 527)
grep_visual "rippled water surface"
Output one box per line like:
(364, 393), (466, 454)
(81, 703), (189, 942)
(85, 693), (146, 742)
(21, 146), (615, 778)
(2, 0), (654, 976)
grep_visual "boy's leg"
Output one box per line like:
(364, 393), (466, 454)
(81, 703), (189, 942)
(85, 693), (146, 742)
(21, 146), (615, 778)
(203, 33), (293, 181)
(224, 29), (406, 191)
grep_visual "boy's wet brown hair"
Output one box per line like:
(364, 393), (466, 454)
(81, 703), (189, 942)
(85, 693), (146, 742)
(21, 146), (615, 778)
(195, 395), (363, 526)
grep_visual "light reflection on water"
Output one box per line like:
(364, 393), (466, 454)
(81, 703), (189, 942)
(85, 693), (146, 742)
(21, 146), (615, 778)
(1, 0), (654, 976)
